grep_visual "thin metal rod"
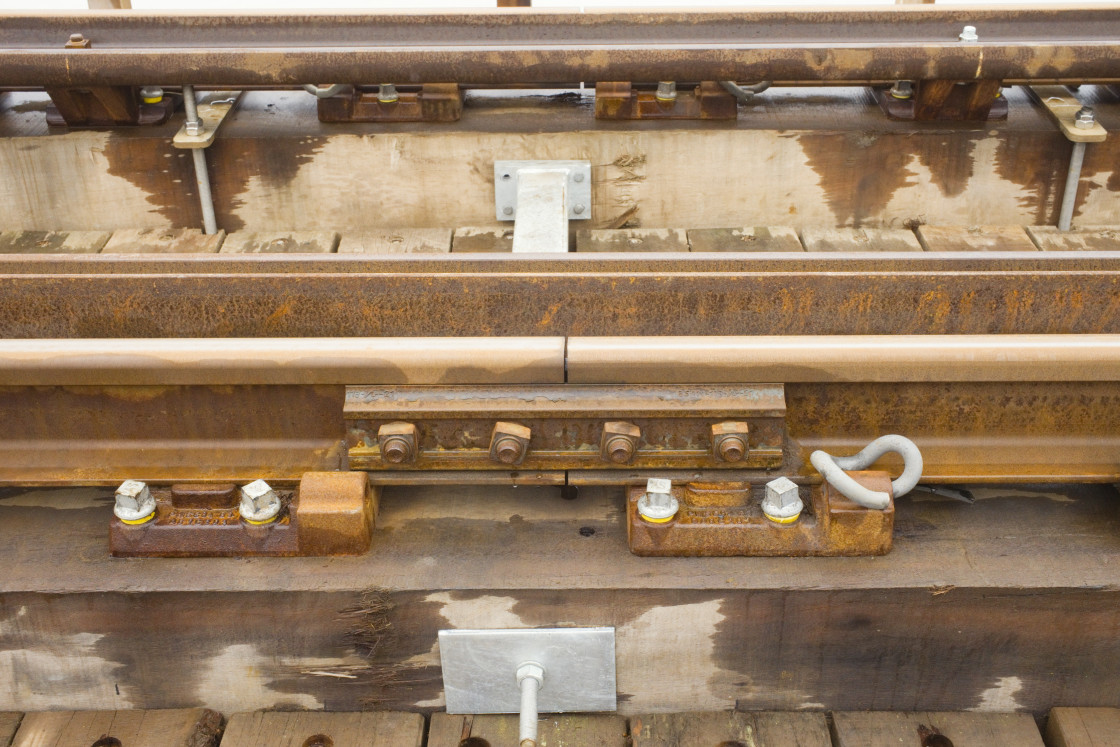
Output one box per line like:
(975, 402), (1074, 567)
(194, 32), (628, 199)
(181, 83), (218, 235)
(191, 148), (218, 235)
(1058, 140), (1088, 231)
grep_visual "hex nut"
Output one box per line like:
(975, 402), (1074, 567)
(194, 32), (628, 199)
(711, 421), (750, 463)
(1075, 106), (1096, 129)
(959, 25), (978, 42)
(600, 421), (641, 464)
(239, 479), (282, 524)
(490, 421), (531, 466)
(378, 422), (419, 465)
(114, 479), (156, 524)
(637, 477), (678, 523)
(761, 476), (803, 524)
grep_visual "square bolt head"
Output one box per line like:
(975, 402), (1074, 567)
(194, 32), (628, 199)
(490, 421), (531, 466)
(765, 476), (800, 509)
(241, 479), (278, 512)
(115, 479), (151, 511)
(601, 421), (641, 464)
(711, 421), (750, 463)
(377, 422), (420, 465)
(646, 477), (672, 495)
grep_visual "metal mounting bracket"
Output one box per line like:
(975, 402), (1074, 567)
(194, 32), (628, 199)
(494, 160), (591, 254)
(439, 627), (616, 714)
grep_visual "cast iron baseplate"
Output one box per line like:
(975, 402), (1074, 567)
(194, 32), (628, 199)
(626, 471), (894, 557)
(109, 471), (376, 557)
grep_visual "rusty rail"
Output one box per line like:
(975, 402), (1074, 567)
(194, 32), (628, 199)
(1, 6), (1120, 86)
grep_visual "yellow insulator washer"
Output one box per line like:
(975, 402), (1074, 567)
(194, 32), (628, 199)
(763, 511), (801, 525)
(243, 515), (278, 526)
(119, 512), (155, 525)
(639, 513), (675, 524)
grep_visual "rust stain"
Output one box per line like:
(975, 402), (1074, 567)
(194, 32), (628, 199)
(913, 135), (979, 198)
(207, 136), (325, 232)
(102, 133), (199, 227)
(797, 132), (914, 227)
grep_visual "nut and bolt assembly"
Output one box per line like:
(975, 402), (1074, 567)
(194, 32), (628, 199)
(378, 422), (419, 464)
(1075, 106), (1096, 129)
(655, 81), (678, 103)
(239, 479), (282, 524)
(761, 476), (804, 525)
(600, 421), (641, 464)
(637, 478), (679, 524)
(65, 32), (90, 49)
(377, 83), (399, 104)
(959, 25), (978, 42)
(114, 479), (156, 524)
(711, 421), (749, 463)
(490, 422), (532, 465)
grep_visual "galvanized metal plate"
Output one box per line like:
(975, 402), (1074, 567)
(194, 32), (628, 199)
(494, 160), (592, 221)
(439, 627), (616, 714)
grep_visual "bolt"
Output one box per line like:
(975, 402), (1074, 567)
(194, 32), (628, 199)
(378, 422), (419, 465)
(761, 476), (804, 525)
(185, 120), (202, 136)
(889, 80), (913, 100)
(69, 33), (84, 43)
(573, 204), (586, 215)
(377, 83), (399, 104)
(1075, 106), (1095, 129)
(239, 479), (281, 524)
(490, 422), (531, 466)
(65, 33), (90, 49)
(959, 25), (978, 43)
(573, 173), (585, 183)
(712, 421), (750, 463)
(600, 421), (641, 464)
(503, 206), (514, 216)
(139, 86), (164, 104)
(637, 477), (679, 524)
(655, 80), (678, 103)
(114, 479), (156, 524)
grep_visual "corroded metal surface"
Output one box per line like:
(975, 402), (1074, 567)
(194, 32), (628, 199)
(109, 471), (375, 557)
(2, 8), (1120, 86)
(345, 384), (786, 472)
(626, 472), (894, 557)
(3, 263), (1120, 338)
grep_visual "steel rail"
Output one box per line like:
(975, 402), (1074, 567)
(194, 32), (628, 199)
(2, 335), (1120, 385)
(1, 7), (1119, 86)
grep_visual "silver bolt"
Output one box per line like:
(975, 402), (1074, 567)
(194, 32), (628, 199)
(959, 25), (978, 43)
(185, 120), (202, 136)
(503, 206), (514, 216)
(573, 173), (585, 183)
(573, 204), (586, 215)
(889, 80), (913, 100)
(139, 86), (164, 104)
(637, 477), (679, 524)
(377, 83), (399, 104)
(655, 81), (678, 102)
(114, 479), (156, 524)
(761, 476), (804, 525)
(239, 479), (282, 524)
(1075, 106), (1095, 129)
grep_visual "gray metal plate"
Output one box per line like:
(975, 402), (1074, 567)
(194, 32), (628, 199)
(439, 627), (616, 714)
(494, 160), (592, 221)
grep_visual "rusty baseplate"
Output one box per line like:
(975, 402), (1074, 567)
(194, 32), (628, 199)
(874, 79), (1008, 121)
(627, 472), (894, 557)
(316, 83), (462, 123)
(109, 471), (376, 557)
(594, 81), (737, 120)
(345, 384), (785, 473)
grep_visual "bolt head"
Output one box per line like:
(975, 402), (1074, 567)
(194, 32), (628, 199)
(240, 479), (281, 523)
(114, 479), (156, 523)
(69, 33), (84, 42)
(573, 173), (585, 183)
(503, 206), (514, 216)
(573, 204), (586, 215)
(646, 477), (671, 495)
(762, 476), (804, 524)
(637, 479), (678, 523)
(959, 25), (978, 42)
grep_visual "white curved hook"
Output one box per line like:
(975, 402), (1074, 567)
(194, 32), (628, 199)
(810, 435), (923, 510)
